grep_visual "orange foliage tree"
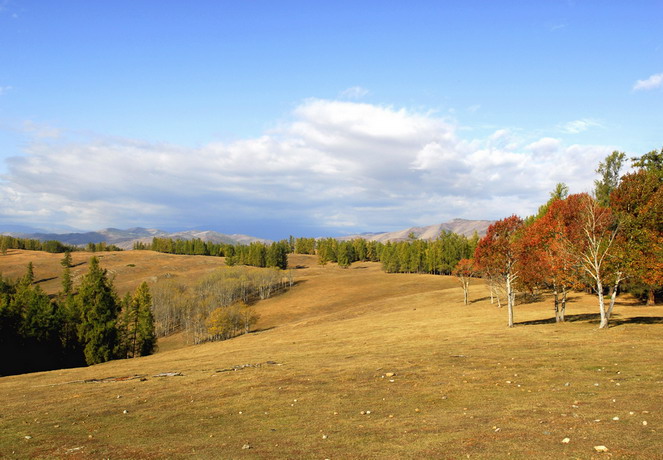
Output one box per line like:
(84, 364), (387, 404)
(474, 216), (524, 327)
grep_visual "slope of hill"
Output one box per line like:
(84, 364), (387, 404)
(1, 250), (661, 459)
(338, 218), (493, 242)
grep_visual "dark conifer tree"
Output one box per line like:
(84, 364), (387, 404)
(76, 257), (120, 365)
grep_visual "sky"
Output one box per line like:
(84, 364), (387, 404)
(0, 1), (661, 239)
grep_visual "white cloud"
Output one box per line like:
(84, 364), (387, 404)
(527, 137), (561, 155)
(560, 118), (602, 134)
(633, 72), (663, 91)
(338, 86), (369, 99)
(0, 99), (616, 235)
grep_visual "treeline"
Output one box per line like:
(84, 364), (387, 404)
(150, 266), (292, 344)
(84, 241), (123, 252)
(0, 235), (122, 254)
(1, 235), (79, 254)
(0, 254), (155, 376)
(312, 231), (478, 274)
(136, 237), (290, 270)
(460, 149), (662, 329)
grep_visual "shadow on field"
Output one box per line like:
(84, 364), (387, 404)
(35, 276), (58, 284)
(517, 313), (663, 327)
(516, 313), (601, 326)
(611, 316), (663, 326)
(250, 326), (276, 334)
(470, 296), (492, 303)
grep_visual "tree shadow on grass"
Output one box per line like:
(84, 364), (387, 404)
(470, 296), (492, 304)
(35, 276), (58, 284)
(250, 326), (276, 334)
(516, 313), (601, 326)
(516, 313), (663, 327)
(610, 316), (663, 326)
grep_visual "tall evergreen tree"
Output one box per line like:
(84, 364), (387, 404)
(60, 251), (73, 297)
(76, 257), (120, 365)
(24, 262), (35, 285)
(133, 282), (156, 357)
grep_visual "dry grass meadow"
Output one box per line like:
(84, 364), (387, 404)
(1, 250), (662, 459)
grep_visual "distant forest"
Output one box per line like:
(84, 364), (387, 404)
(0, 236), (122, 254)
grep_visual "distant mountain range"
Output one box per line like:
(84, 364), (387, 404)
(337, 219), (493, 242)
(2, 227), (271, 250)
(1, 219), (493, 250)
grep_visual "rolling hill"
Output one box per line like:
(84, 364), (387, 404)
(0, 249), (661, 459)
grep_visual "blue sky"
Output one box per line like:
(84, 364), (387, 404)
(0, 1), (661, 239)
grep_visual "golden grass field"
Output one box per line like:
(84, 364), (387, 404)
(1, 250), (662, 459)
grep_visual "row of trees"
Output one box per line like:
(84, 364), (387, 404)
(136, 237), (290, 270)
(135, 237), (235, 256)
(226, 241), (290, 270)
(0, 254), (155, 375)
(313, 231), (478, 274)
(1, 235), (79, 254)
(458, 149), (661, 329)
(0, 235), (123, 255)
(150, 266), (291, 344)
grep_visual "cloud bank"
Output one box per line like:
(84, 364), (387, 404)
(0, 99), (613, 237)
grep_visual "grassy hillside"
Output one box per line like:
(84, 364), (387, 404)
(1, 251), (662, 459)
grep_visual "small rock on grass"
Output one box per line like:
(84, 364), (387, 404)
(242, 444), (251, 450)
(594, 445), (609, 453)
(561, 437), (570, 444)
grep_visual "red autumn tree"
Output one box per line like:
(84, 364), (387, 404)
(519, 194), (587, 322)
(474, 215), (524, 327)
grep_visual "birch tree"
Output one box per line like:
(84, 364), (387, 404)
(475, 216), (524, 327)
(453, 258), (476, 305)
(571, 195), (619, 328)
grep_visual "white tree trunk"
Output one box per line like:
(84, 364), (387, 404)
(607, 272), (622, 320)
(463, 279), (469, 305)
(597, 278), (608, 328)
(506, 273), (514, 328)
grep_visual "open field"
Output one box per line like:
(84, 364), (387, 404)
(1, 251), (662, 459)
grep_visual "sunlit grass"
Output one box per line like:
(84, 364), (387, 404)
(1, 252), (661, 459)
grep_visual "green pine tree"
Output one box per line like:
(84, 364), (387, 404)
(134, 282), (156, 356)
(76, 257), (120, 365)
